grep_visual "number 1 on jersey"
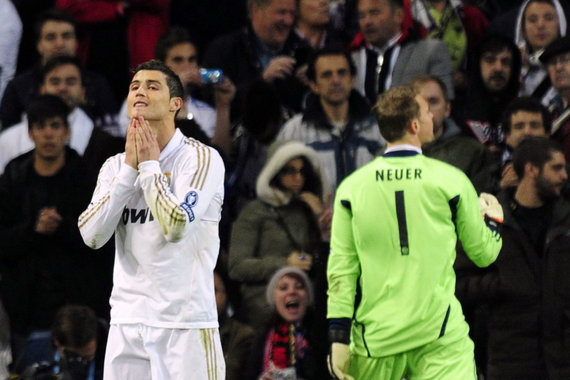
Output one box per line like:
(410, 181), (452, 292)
(395, 190), (409, 255)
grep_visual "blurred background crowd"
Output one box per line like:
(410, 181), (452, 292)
(1, 0), (570, 379)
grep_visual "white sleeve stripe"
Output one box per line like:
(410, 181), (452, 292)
(78, 193), (111, 229)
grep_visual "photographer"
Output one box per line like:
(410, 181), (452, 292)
(19, 305), (106, 380)
(203, 0), (312, 121)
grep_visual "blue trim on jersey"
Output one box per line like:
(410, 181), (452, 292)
(449, 195), (460, 227)
(180, 190), (199, 222)
(329, 318), (351, 331)
(438, 305), (451, 338)
(340, 200), (352, 212)
(382, 150), (420, 157)
(360, 323), (371, 357)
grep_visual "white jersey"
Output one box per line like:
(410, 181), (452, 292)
(78, 129), (225, 329)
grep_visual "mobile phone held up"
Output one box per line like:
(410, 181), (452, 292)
(200, 68), (223, 84)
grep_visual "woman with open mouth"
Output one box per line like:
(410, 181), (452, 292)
(246, 266), (327, 380)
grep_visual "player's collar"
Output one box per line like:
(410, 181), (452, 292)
(160, 128), (184, 160)
(383, 144), (422, 157)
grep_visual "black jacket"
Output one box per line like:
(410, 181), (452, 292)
(456, 188), (570, 379)
(203, 24), (312, 120)
(453, 35), (522, 146)
(0, 148), (95, 333)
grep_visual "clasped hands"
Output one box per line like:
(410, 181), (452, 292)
(125, 116), (160, 169)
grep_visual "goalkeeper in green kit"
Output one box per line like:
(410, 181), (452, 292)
(326, 85), (503, 380)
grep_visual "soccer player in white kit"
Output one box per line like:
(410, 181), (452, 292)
(78, 60), (225, 380)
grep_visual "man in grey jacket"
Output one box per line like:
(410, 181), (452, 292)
(277, 47), (384, 196)
(350, 0), (454, 106)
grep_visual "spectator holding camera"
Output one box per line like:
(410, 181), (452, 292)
(203, 0), (312, 121)
(19, 305), (106, 380)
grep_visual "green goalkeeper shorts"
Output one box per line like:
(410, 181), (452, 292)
(348, 320), (477, 380)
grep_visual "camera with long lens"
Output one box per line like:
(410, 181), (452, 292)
(18, 351), (90, 380)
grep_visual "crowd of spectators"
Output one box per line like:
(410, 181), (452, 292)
(1, 0), (570, 379)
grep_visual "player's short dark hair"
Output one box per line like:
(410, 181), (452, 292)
(27, 94), (70, 131)
(306, 47), (356, 82)
(52, 305), (98, 349)
(34, 8), (77, 44)
(41, 55), (84, 86)
(132, 59), (184, 99)
(502, 96), (551, 135)
(154, 27), (198, 62)
(512, 136), (563, 178)
(373, 85), (419, 142)
(410, 74), (449, 102)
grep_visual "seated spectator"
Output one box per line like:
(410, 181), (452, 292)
(410, 0), (489, 91)
(203, 0), (312, 120)
(411, 74), (497, 194)
(0, 56), (124, 185)
(215, 271), (256, 380)
(456, 137), (570, 380)
(229, 140), (325, 330)
(277, 47), (384, 196)
(246, 266), (327, 380)
(454, 34), (521, 149)
(350, 0), (454, 106)
(541, 35), (570, 161)
(18, 305), (107, 380)
(515, 0), (567, 98)
(499, 96), (551, 188)
(295, 0), (346, 51)
(0, 96), (96, 374)
(18, 305), (108, 380)
(0, 9), (118, 134)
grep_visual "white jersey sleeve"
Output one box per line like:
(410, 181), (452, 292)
(78, 154), (138, 249)
(137, 140), (224, 242)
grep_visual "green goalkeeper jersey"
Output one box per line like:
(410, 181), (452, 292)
(327, 147), (501, 357)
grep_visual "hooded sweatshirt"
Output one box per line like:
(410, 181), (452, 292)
(515, 0), (567, 97)
(455, 34), (522, 146)
(228, 140), (325, 329)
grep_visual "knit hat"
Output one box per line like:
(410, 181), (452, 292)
(265, 266), (314, 306)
